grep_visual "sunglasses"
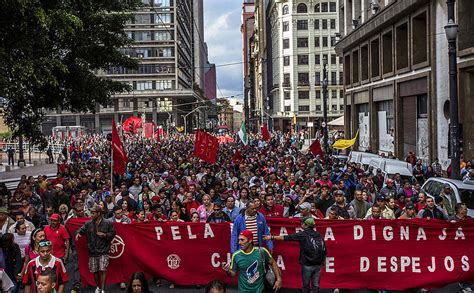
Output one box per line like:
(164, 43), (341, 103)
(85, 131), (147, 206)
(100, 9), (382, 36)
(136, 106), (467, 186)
(39, 241), (52, 247)
(213, 208), (222, 211)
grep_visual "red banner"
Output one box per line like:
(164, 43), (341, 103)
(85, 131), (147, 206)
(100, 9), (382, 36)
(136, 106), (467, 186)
(67, 219), (474, 290)
(194, 129), (218, 164)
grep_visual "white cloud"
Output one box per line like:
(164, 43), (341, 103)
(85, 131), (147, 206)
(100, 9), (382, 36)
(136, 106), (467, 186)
(204, 1), (243, 99)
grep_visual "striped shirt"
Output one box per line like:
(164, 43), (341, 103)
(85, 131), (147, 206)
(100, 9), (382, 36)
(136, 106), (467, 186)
(245, 215), (258, 245)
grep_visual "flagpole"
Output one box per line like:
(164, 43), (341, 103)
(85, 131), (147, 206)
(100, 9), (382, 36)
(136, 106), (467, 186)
(111, 137), (114, 192)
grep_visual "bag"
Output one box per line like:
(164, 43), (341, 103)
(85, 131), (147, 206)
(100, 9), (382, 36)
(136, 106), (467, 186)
(304, 232), (327, 265)
(259, 247), (276, 291)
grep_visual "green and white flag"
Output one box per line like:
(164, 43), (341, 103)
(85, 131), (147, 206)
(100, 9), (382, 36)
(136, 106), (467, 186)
(237, 122), (248, 145)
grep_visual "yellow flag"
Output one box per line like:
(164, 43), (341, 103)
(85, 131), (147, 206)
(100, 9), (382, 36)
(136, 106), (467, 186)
(332, 130), (359, 150)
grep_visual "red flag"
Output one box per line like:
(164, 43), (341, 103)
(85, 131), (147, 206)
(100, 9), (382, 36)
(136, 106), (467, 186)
(122, 116), (142, 133)
(261, 122), (270, 141)
(194, 129), (218, 164)
(144, 123), (154, 138)
(309, 139), (324, 157)
(232, 150), (243, 165)
(112, 118), (128, 174)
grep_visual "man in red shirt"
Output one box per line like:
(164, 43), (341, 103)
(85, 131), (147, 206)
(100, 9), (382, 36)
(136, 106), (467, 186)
(23, 240), (68, 293)
(43, 214), (70, 261)
(260, 194), (284, 217)
(182, 192), (199, 217)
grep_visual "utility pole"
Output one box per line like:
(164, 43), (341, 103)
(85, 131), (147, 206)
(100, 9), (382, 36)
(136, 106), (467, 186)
(445, 0), (460, 179)
(322, 55), (329, 159)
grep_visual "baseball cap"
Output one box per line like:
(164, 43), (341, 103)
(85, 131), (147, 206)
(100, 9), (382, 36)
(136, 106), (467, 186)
(303, 217), (315, 228)
(405, 202), (415, 209)
(376, 195), (385, 201)
(299, 202), (311, 210)
(443, 183), (451, 189)
(239, 230), (253, 241)
(50, 214), (60, 221)
(54, 184), (64, 189)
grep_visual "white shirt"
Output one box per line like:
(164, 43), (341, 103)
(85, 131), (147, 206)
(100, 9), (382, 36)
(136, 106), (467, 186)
(14, 231), (31, 258)
(0, 269), (14, 292)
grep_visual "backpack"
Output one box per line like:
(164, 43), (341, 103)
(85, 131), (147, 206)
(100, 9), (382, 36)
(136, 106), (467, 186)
(303, 231), (327, 265)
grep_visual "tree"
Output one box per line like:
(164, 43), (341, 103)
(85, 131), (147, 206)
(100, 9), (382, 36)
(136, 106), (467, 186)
(0, 0), (140, 148)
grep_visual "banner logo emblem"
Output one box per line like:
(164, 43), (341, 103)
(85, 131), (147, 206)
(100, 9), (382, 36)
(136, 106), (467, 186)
(109, 236), (125, 259)
(167, 254), (181, 269)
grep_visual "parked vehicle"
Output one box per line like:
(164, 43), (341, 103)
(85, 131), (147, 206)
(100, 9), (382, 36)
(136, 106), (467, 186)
(421, 177), (474, 217)
(368, 157), (416, 185)
(348, 151), (381, 170)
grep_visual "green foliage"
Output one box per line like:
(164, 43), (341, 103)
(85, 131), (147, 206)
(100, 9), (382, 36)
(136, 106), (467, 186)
(0, 0), (140, 146)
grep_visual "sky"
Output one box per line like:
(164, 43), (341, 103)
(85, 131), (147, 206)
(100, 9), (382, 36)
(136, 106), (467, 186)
(203, 0), (243, 100)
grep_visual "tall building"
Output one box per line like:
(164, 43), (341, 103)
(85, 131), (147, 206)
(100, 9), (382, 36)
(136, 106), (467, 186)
(335, 0), (474, 167)
(266, 0), (344, 133)
(41, 0), (207, 134)
(242, 0), (256, 130)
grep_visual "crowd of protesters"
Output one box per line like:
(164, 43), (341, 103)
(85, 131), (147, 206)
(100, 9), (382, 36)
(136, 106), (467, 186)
(0, 130), (472, 292)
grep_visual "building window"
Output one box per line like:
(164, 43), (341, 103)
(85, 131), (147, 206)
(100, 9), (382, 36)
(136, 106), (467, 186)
(298, 72), (310, 85)
(297, 3), (307, 13)
(315, 37), (320, 47)
(330, 2), (336, 12)
(315, 54), (320, 64)
(283, 21), (289, 31)
(322, 19), (328, 30)
(339, 72), (344, 85)
(331, 90), (337, 99)
(340, 105), (344, 111)
(283, 73), (290, 84)
(282, 5), (289, 15)
(331, 36), (336, 46)
(417, 94), (428, 117)
(284, 106), (291, 112)
(331, 54), (336, 64)
(330, 19), (336, 30)
(331, 72), (337, 84)
(283, 39), (290, 49)
(298, 54), (309, 65)
(314, 19), (319, 29)
(322, 36), (328, 47)
(322, 54), (328, 63)
(297, 38), (308, 47)
(321, 2), (328, 12)
(299, 105), (310, 112)
(332, 105), (338, 111)
(315, 72), (321, 85)
(283, 56), (290, 66)
(315, 3), (320, 12)
(299, 91), (309, 99)
(316, 90), (321, 99)
(297, 20), (308, 30)
(316, 105), (322, 111)
(284, 92), (290, 100)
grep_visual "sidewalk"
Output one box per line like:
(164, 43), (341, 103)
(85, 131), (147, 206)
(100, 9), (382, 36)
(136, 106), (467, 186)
(0, 163), (57, 180)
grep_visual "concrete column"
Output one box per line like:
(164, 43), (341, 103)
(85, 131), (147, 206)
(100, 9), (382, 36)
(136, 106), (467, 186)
(95, 114), (100, 132)
(56, 116), (61, 126)
(75, 115), (80, 126)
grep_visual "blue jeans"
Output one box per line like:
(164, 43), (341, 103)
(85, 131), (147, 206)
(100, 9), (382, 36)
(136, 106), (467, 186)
(301, 264), (321, 293)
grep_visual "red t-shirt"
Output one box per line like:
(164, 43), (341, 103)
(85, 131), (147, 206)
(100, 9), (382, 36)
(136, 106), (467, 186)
(44, 225), (70, 258)
(260, 204), (285, 217)
(23, 256), (69, 293)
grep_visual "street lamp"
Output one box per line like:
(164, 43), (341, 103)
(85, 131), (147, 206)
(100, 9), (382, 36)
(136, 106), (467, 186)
(322, 55), (329, 158)
(444, 0), (460, 179)
(182, 106), (206, 134)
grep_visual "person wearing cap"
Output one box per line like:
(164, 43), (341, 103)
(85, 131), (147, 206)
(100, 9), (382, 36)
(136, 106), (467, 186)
(379, 179), (397, 199)
(325, 190), (355, 219)
(44, 214), (70, 261)
(264, 217), (326, 293)
(75, 204), (116, 293)
(439, 184), (456, 217)
(222, 229), (282, 292)
(399, 202), (417, 219)
(51, 185), (69, 214)
(23, 240), (68, 293)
